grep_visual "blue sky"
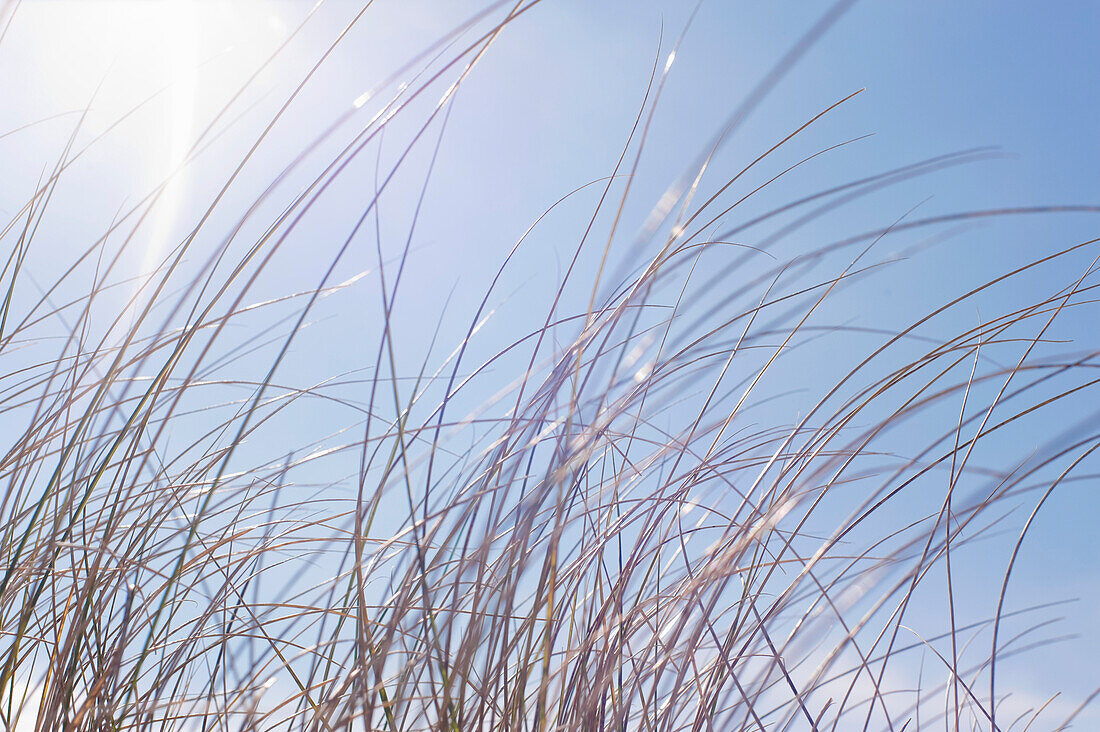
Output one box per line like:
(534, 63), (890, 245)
(2, 0), (1097, 726)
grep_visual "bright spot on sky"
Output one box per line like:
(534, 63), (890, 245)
(5, 0), (292, 305)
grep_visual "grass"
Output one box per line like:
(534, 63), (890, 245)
(0, 1), (1097, 730)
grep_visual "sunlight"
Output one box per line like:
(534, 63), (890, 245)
(146, 0), (198, 280)
(14, 0), (288, 272)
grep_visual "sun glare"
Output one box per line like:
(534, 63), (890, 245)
(146, 0), (198, 279)
(11, 0), (291, 320)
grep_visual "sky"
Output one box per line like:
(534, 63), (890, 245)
(1, 0), (1097, 727)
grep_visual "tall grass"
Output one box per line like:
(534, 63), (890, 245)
(0, 1), (1097, 730)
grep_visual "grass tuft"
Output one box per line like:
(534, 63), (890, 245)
(0, 2), (1096, 730)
